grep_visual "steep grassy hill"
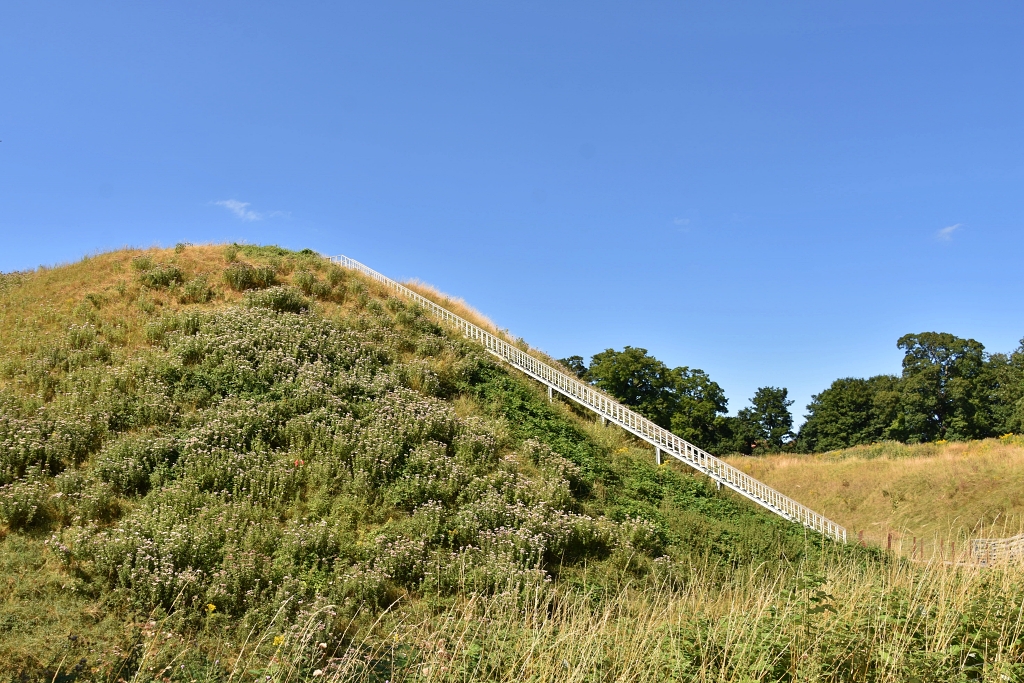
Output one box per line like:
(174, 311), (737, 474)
(0, 245), (1022, 682)
(726, 437), (1024, 554)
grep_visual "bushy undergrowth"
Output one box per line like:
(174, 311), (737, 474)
(0, 246), (1021, 682)
(1, 291), (691, 669)
(224, 261), (277, 291)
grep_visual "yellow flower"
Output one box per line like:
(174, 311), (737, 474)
(274, 635), (285, 646)
(206, 603), (216, 614)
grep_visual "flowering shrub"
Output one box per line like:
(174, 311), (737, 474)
(137, 264), (185, 288)
(224, 261), (276, 291)
(0, 400), (106, 484)
(293, 270), (334, 300)
(23, 289), (680, 651)
(0, 476), (52, 529)
(67, 323), (97, 350)
(244, 286), (310, 313)
(179, 275), (213, 303)
(95, 433), (177, 495)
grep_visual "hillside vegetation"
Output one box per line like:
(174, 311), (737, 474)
(0, 245), (1022, 682)
(726, 436), (1024, 553)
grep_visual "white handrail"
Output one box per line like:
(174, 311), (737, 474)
(328, 254), (847, 543)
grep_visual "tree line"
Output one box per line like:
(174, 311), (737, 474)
(559, 332), (1024, 455)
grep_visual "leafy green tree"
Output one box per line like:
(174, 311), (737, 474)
(749, 386), (795, 448)
(587, 346), (677, 427)
(986, 340), (1024, 434)
(719, 410), (759, 455)
(897, 332), (990, 441)
(585, 347), (730, 449)
(718, 387), (794, 454)
(798, 375), (902, 451)
(558, 355), (589, 379)
(668, 366), (730, 449)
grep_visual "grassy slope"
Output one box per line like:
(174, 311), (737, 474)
(725, 438), (1024, 552)
(0, 245), (1021, 682)
(0, 245), (824, 681)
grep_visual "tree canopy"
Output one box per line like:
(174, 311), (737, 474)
(564, 347), (730, 451)
(561, 331), (1024, 456)
(798, 332), (1024, 449)
(799, 375), (901, 452)
(897, 332), (989, 442)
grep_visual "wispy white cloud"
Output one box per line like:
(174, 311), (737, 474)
(214, 199), (263, 221)
(673, 217), (690, 226)
(936, 223), (962, 241)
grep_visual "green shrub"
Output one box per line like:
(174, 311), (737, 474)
(244, 286), (310, 313)
(95, 433), (178, 495)
(293, 270), (316, 295)
(0, 477), (52, 530)
(144, 320), (171, 346)
(293, 271), (334, 300)
(179, 275), (213, 303)
(67, 323), (96, 350)
(224, 262), (276, 291)
(325, 264), (346, 286)
(139, 264), (185, 289)
(0, 406), (106, 485)
(311, 280), (332, 299)
(131, 255), (155, 271)
(84, 292), (106, 309)
(49, 475), (120, 524)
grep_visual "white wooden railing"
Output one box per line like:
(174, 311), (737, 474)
(328, 254), (847, 543)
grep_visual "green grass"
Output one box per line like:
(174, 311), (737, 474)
(0, 245), (1022, 682)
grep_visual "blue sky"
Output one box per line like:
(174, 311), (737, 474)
(2, 2), (1023, 423)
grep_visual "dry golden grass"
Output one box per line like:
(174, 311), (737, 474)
(120, 553), (1024, 682)
(725, 437), (1024, 553)
(0, 244), (399, 397)
(402, 279), (584, 376)
(1, 246), (242, 356)
(403, 279), (501, 335)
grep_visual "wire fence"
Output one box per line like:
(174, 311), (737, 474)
(972, 533), (1024, 566)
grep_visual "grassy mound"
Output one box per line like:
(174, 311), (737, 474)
(0, 245), (1022, 681)
(726, 436), (1024, 553)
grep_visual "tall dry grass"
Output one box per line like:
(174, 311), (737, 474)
(726, 437), (1024, 552)
(1, 246), (245, 370)
(118, 553), (1024, 682)
(0, 244), (399, 397)
(402, 279), (587, 376)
